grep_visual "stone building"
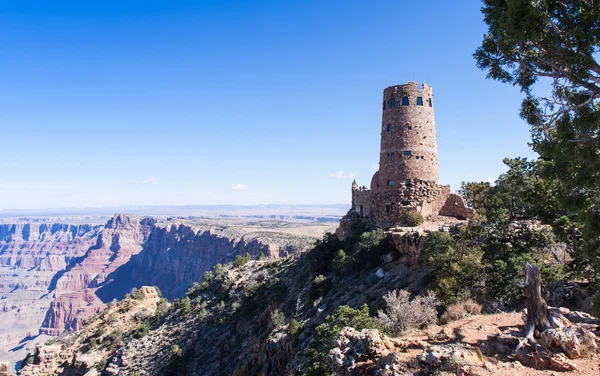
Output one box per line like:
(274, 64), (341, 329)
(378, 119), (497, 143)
(343, 82), (472, 230)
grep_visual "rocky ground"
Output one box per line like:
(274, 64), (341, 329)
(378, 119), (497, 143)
(330, 310), (599, 375)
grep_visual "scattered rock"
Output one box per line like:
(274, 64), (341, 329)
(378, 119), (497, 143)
(417, 344), (484, 374)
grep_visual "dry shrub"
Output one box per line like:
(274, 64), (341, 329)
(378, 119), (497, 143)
(378, 289), (439, 336)
(441, 299), (482, 323)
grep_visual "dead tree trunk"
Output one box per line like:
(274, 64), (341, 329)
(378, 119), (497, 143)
(515, 262), (552, 353)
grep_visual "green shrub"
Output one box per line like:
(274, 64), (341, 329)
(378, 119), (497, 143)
(155, 298), (169, 318)
(270, 309), (285, 329)
(198, 308), (209, 322)
(130, 288), (144, 300)
(178, 297), (192, 314)
(403, 211), (424, 227)
(308, 275), (332, 301)
(331, 249), (347, 271)
(419, 231), (484, 305)
(307, 304), (378, 376)
(169, 344), (182, 358)
(233, 253), (251, 268)
(133, 322), (151, 339)
(186, 282), (202, 298)
(258, 251), (266, 261)
(352, 229), (390, 269)
(288, 319), (302, 336)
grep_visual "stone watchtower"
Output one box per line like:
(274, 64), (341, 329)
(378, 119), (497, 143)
(344, 82), (472, 231)
(375, 82), (439, 190)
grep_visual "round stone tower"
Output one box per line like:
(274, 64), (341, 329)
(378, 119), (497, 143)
(372, 82), (439, 191)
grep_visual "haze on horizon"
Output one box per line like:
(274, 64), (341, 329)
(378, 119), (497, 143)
(0, 0), (536, 210)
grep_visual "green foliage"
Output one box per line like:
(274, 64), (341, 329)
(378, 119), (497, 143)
(133, 322), (151, 339)
(130, 288), (144, 300)
(233, 252), (252, 268)
(198, 308), (209, 322)
(306, 304), (378, 376)
(308, 233), (346, 276)
(331, 249), (347, 271)
(459, 181), (492, 210)
(258, 251), (266, 261)
(186, 282), (202, 299)
(288, 319), (302, 336)
(170, 344), (182, 358)
(403, 211), (424, 227)
(475, 0), (600, 299)
(270, 309), (285, 329)
(351, 229), (390, 269)
(179, 297), (192, 314)
(420, 231), (484, 305)
(155, 298), (169, 318)
(308, 274), (332, 301)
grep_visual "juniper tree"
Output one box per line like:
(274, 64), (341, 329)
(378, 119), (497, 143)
(475, 0), (600, 281)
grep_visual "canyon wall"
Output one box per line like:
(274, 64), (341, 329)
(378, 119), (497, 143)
(0, 223), (102, 366)
(96, 223), (315, 300)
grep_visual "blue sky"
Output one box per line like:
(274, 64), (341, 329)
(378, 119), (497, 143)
(0, 0), (535, 210)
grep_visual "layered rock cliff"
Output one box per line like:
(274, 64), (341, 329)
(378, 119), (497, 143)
(39, 215), (156, 335)
(96, 222), (315, 300)
(0, 223), (101, 367)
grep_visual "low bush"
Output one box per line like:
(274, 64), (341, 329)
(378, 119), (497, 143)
(288, 319), (302, 336)
(377, 289), (439, 336)
(133, 322), (151, 339)
(233, 253), (251, 268)
(130, 288), (144, 300)
(403, 211), (424, 227)
(270, 309), (285, 329)
(441, 299), (482, 323)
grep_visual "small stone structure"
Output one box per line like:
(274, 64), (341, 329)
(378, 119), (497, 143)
(342, 82), (472, 231)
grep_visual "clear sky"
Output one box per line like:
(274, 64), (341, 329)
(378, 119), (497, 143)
(0, 0), (536, 210)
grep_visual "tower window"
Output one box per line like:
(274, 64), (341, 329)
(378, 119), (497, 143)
(403, 150), (412, 156)
(401, 96), (409, 106)
(391, 153), (395, 157)
(387, 180), (394, 186)
(385, 204), (391, 214)
(428, 98), (433, 107)
(408, 126), (412, 130)
(387, 124), (392, 132)
(402, 200), (410, 206)
(390, 98), (397, 108)
(416, 97), (424, 106)
(383, 101), (386, 109)
(406, 179), (411, 185)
